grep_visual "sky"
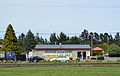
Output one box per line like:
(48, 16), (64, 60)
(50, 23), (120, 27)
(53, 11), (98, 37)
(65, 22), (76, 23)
(0, 0), (120, 39)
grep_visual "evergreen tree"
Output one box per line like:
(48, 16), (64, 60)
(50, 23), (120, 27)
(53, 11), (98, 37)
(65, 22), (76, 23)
(35, 33), (40, 44)
(2, 24), (18, 52)
(104, 33), (110, 43)
(69, 36), (81, 44)
(18, 33), (25, 53)
(89, 32), (94, 47)
(24, 30), (36, 53)
(35, 33), (45, 44)
(44, 38), (49, 44)
(114, 32), (120, 46)
(58, 32), (68, 44)
(39, 37), (46, 44)
(50, 33), (58, 44)
(114, 32), (120, 41)
(109, 34), (114, 45)
(94, 32), (100, 44)
(80, 29), (89, 44)
(100, 33), (104, 43)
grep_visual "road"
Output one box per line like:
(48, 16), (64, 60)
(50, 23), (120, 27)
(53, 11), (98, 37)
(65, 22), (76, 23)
(0, 63), (120, 66)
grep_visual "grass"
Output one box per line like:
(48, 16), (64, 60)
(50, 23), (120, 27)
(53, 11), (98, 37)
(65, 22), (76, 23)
(0, 65), (120, 76)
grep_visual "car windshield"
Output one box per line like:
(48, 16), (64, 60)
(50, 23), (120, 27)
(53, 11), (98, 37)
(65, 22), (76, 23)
(30, 56), (39, 59)
(57, 56), (67, 58)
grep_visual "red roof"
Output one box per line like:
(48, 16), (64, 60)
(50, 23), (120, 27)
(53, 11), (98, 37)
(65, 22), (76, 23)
(91, 47), (103, 50)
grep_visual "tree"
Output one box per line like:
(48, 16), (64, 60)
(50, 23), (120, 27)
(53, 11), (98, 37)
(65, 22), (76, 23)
(114, 32), (120, 41)
(35, 33), (40, 44)
(109, 34), (114, 45)
(69, 36), (81, 44)
(94, 32), (100, 44)
(18, 33), (25, 53)
(49, 33), (58, 44)
(35, 33), (46, 44)
(0, 39), (3, 44)
(114, 32), (120, 46)
(94, 43), (109, 53)
(100, 33), (104, 43)
(2, 24), (18, 52)
(80, 29), (89, 44)
(107, 44), (120, 55)
(89, 32), (94, 47)
(58, 32), (68, 44)
(104, 33), (110, 43)
(24, 30), (36, 53)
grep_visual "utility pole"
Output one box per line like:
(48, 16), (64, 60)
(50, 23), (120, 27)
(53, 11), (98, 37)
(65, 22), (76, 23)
(91, 34), (93, 56)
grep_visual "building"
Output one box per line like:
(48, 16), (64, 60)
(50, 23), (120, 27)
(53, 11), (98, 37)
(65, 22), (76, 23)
(31, 44), (91, 60)
(0, 44), (5, 58)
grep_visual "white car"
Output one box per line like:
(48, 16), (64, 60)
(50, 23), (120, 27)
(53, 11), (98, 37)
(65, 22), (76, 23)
(50, 56), (71, 62)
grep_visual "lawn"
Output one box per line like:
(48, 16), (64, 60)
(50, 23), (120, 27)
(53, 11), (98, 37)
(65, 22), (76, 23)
(0, 65), (120, 76)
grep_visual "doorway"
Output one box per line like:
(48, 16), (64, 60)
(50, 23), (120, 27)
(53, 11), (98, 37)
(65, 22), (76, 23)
(83, 52), (86, 60)
(77, 52), (82, 59)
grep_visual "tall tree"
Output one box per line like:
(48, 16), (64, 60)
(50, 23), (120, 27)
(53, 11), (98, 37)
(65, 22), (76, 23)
(104, 33), (110, 43)
(100, 33), (104, 43)
(2, 24), (18, 52)
(109, 34), (114, 45)
(35, 33), (40, 44)
(80, 29), (89, 44)
(58, 32), (68, 44)
(24, 30), (36, 53)
(114, 32), (120, 41)
(69, 36), (81, 44)
(18, 33), (25, 53)
(35, 33), (45, 44)
(50, 33), (58, 44)
(89, 32), (94, 47)
(94, 32), (100, 44)
(114, 32), (120, 46)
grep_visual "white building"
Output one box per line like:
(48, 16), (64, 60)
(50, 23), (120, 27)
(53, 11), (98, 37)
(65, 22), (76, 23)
(31, 44), (91, 60)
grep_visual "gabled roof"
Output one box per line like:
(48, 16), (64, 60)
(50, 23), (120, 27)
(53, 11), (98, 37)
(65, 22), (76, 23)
(33, 44), (91, 50)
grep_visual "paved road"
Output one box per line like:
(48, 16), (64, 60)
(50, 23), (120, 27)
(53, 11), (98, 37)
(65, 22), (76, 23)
(0, 63), (120, 66)
(104, 57), (118, 61)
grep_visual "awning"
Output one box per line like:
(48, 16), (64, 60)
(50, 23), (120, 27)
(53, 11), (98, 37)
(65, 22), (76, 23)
(91, 47), (103, 50)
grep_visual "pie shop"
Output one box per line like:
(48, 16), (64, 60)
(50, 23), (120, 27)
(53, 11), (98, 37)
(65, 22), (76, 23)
(31, 44), (91, 60)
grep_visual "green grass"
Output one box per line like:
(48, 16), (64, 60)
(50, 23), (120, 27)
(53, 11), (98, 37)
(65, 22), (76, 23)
(0, 66), (120, 76)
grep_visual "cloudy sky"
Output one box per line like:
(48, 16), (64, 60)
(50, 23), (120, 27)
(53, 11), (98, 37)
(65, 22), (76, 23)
(0, 0), (120, 38)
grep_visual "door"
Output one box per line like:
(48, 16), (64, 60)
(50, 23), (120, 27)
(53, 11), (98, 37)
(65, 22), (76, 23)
(77, 52), (82, 59)
(83, 52), (86, 60)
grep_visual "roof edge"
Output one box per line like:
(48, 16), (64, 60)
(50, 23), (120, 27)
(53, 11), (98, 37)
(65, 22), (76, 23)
(32, 48), (91, 50)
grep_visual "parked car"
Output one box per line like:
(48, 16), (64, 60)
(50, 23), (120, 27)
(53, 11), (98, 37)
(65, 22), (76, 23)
(97, 55), (104, 60)
(0, 57), (5, 62)
(50, 56), (72, 62)
(28, 56), (44, 62)
(15, 55), (26, 61)
(91, 55), (104, 60)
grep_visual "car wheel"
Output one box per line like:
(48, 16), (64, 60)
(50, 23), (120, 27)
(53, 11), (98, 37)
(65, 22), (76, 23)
(34, 59), (37, 62)
(66, 60), (69, 63)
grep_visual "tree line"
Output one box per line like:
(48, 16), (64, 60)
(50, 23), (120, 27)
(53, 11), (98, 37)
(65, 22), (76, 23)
(1, 24), (120, 56)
